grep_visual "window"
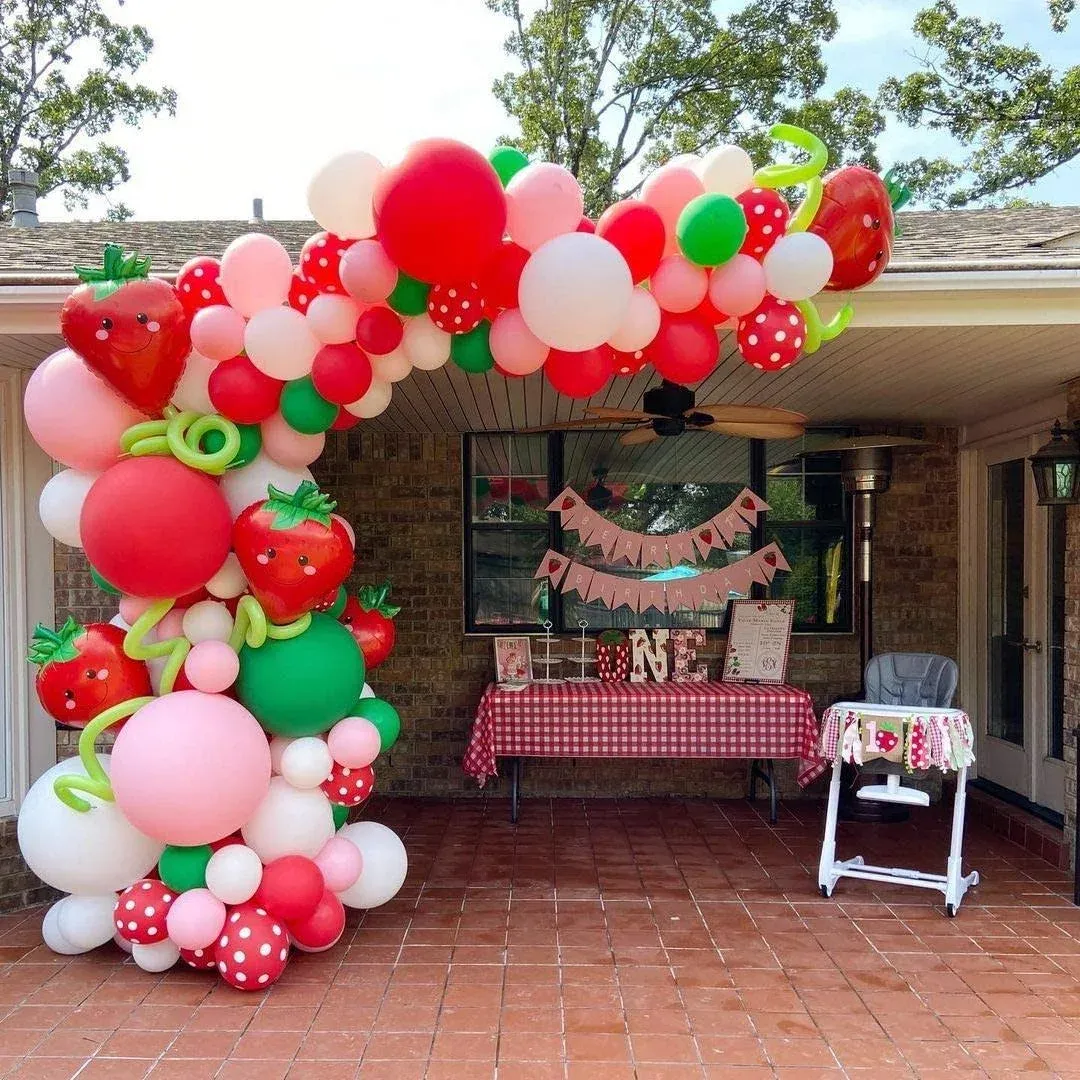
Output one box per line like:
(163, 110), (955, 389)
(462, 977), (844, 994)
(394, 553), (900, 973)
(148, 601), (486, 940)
(464, 430), (850, 634)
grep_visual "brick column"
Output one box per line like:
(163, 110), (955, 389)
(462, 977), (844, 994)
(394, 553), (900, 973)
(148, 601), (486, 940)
(1064, 382), (1080, 869)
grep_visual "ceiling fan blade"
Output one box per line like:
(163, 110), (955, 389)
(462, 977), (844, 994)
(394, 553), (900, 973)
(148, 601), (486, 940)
(703, 421), (807, 439)
(619, 425), (661, 446)
(694, 404), (809, 425)
(582, 407), (656, 421)
(515, 417), (636, 434)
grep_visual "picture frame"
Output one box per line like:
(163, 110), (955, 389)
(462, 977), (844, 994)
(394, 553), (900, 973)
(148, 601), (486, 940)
(494, 636), (533, 684)
(722, 599), (795, 684)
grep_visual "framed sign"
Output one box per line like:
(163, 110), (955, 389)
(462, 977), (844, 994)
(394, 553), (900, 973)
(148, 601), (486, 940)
(494, 636), (533, 684)
(722, 599), (795, 684)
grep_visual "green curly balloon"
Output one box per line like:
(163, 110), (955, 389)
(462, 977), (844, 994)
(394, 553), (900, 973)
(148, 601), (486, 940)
(753, 124), (829, 190)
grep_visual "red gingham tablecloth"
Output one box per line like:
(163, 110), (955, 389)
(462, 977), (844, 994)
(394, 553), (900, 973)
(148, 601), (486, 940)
(462, 681), (826, 788)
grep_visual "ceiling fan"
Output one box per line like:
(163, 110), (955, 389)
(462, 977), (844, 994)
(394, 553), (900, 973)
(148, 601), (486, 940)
(521, 380), (807, 446)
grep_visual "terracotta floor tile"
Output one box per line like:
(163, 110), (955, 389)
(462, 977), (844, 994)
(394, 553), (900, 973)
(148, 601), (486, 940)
(497, 1031), (565, 1061)
(284, 1064), (358, 1080)
(493, 1063), (564, 1080)
(563, 1008), (626, 1034)
(164, 1031), (239, 1059)
(354, 1061), (426, 1080)
(751, 1013), (819, 1039)
(564, 1064), (635, 1080)
(564, 1032), (632, 1061)
(78, 1061), (154, 1080)
(215, 1063), (290, 1080)
(623, 1007), (691, 1035)
(10, 1059), (88, 1080)
(97, 1028), (176, 1058)
(696, 1035), (769, 1067)
(629, 1033), (699, 1063)
(33, 1028), (110, 1057)
(762, 1036), (837, 1067)
(296, 1030), (369, 1060)
(361, 1032), (432, 1060)
(147, 1059), (222, 1079)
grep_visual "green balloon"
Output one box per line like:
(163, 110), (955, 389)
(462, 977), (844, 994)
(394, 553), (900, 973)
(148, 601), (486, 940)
(489, 145), (529, 186)
(325, 585), (348, 619)
(280, 377), (338, 435)
(450, 322), (494, 374)
(354, 697), (401, 753)
(676, 193), (748, 267)
(332, 803), (350, 829)
(90, 566), (121, 595)
(387, 272), (429, 316)
(203, 423), (261, 468)
(236, 612), (365, 737)
(158, 844), (213, 892)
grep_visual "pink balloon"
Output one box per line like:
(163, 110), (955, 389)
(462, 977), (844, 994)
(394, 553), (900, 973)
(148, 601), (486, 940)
(651, 254), (708, 313)
(642, 165), (705, 248)
(184, 640), (240, 694)
(111, 691), (272, 846)
(153, 608), (187, 642)
(307, 294), (362, 345)
(261, 412), (326, 468)
(219, 233), (293, 317)
(607, 288), (661, 352)
(489, 309), (550, 376)
(166, 888), (227, 950)
(327, 717), (382, 769)
(339, 239), (398, 303)
(708, 255), (767, 317)
(23, 349), (148, 472)
(314, 836), (363, 893)
(506, 163), (585, 252)
(189, 306), (246, 362)
(119, 595), (154, 626)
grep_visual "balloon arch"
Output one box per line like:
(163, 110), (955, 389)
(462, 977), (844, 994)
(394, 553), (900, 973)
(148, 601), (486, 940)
(18, 128), (901, 988)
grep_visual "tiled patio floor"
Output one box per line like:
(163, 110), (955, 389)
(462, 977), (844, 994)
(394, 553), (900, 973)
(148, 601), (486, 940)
(0, 795), (1076, 1079)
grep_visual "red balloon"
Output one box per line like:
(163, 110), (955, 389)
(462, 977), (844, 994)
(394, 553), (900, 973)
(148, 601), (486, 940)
(544, 346), (615, 399)
(209, 355), (284, 424)
(176, 257), (227, 316)
(478, 241), (530, 311)
(287, 889), (346, 953)
(691, 293), (730, 327)
(427, 282), (484, 335)
(354, 307), (403, 356)
(373, 138), (506, 284)
(299, 232), (352, 294)
(311, 343), (373, 406)
(646, 313), (720, 384)
(81, 458), (233, 599)
(254, 855), (325, 922)
(736, 295), (806, 372)
(331, 407), (361, 431)
(576, 216), (596, 233)
(288, 270), (315, 314)
(596, 200), (666, 283)
(612, 348), (648, 377)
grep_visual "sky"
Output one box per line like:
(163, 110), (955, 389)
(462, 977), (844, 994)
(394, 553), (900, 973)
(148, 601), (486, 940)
(35, 0), (1078, 223)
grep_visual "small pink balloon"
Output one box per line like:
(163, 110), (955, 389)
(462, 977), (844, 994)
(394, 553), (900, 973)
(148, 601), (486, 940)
(489, 309), (549, 376)
(607, 288), (661, 352)
(506, 163), (585, 252)
(708, 254), (767, 317)
(307, 294), (362, 345)
(184, 640), (240, 693)
(314, 835), (363, 893)
(219, 233), (293, 317)
(111, 690), (271, 846)
(261, 412), (325, 468)
(190, 305), (246, 362)
(327, 716), (382, 769)
(23, 349), (148, 472)
(642, 165), (705, 247)
(339, 239), (398, 303)
(165, 888), (227, 950)
(650, 254), (708, 313)
(154, 609), (187, 642)
(119, 595), (154, 626)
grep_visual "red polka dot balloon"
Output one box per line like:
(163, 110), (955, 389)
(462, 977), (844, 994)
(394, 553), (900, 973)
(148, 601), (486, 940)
(288, 270), (315, 314)
(215, 903), (290, 991)
(321, 762), (375, 807)
(612, 348), (647, 377)
(299, 232), (352, 294)
(176, 257), (227, 316)
(114, 879), (175, 945)
(427, 282), (485, 335)
(180, 946), (217, 970)
(736, 295), (806, 372)
(736, 188), (790, 259)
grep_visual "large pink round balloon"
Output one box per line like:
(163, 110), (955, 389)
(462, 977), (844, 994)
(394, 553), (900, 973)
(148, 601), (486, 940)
(489, 309), (549, 376)
(642, 165), (705, 254)
(651, 254), (709, 313)
(506, 163), (584, 252)
(111, 691), (271, 846)
(23, 349), (148, 472)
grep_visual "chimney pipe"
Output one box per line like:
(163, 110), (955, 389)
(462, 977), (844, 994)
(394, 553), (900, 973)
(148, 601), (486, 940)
(8, 168), (39, 227)
(251, 197), (264, 224)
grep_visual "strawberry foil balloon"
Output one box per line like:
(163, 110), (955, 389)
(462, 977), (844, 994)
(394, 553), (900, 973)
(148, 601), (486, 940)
(60, 245), (191, 413)
(233, 482), (355, 624)
(338, 582), (400, 669)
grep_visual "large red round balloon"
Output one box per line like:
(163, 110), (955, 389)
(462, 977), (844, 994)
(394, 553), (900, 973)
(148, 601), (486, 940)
(254, 855), (325, 922)
(331, 408), (361, 431)
(596, 199), (666, 283)
(479, 241), (530, 311)
(81, 458), (232, 599)
(208, 355), (283, 424)
(373, 138), (506, 284)
(544, 346), (615, 399)
(646, 313), (720, 384)
(311, 343), (373, 405)
(354, 307), (403, 356)
(287, 889), (346, 953)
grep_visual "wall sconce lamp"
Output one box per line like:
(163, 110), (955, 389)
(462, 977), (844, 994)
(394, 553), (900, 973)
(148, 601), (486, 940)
(1029, 421), (1080, 506)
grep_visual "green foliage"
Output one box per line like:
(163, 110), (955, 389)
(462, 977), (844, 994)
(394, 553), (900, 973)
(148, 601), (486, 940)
(486, 0), (883, 214)
(0, 0), (175, 220)
(879, 0), (1079, 206)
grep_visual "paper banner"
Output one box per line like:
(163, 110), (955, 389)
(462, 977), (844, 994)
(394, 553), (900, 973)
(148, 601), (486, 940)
(640, 537), (668, 569)
(733, 487), (770, 525)
(574, 506), (601, 544)
(691, 525), (715, 559)
(666, 580), (694, 611)
(637, 581), (666, 614)
(665, 531), (697, 567)
(534, 549), (569, 586)
(613, 578), (641, 611)
(547, 487), (580, 522)
(586, 572), (620, 607)
(593, 521), (623, 559)
(612, 530), (643, 566)
(760, 542), (790, 573)
(560, 563), (595, 600)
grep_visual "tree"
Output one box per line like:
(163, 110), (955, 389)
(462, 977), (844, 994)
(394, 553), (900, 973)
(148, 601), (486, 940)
(487, 0), (884, 215)
(0, 0), (175, 221)
(879, 1), (1079, 207)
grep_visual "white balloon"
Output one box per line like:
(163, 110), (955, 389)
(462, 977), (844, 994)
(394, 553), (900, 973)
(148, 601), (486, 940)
(113, 932), (133, 955)
(402, 317), (451, 372)
(42, 900), (86, 955)
(109, 614), (132, 632)
(335, 822), (408, 910)
(241, 777), (335, 862)
(280, 738), (334, 791)
(171, 350), (217, 414)
(132, 940), (180, 973)
(18, 756), (164, 895)
(700, 145), (755, 196)
(359, 683), (376, 700)
(370, 347), (412, 384)
(206, 553), (247, 599)
(57, 893), (119, 951)
(345, 379), (391, 419)
(307, 294), (362, 345)
(763, 232), (835, 302)
(518, 233), (633, 351)
(607, 288), (661, 352)
(38, 469), (98, 547)
(205, 844), (263, 906)
(220, 453), (314, 519)
(307, 151), (384, 240)
(182, 600), (234, 644)
(244, 307), (320, 381)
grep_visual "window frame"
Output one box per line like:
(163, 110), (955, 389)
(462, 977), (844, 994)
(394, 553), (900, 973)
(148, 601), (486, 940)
(462, 431), (853, 636)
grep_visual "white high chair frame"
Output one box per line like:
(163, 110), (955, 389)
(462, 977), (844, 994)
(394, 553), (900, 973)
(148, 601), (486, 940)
(817, 702), (981, 916)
